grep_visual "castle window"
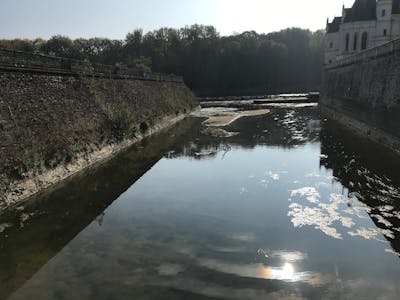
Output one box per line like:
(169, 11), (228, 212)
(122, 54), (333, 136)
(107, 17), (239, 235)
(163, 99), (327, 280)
(382, 9), (386, 17)
(384, 29), (387, 36)
(361, 32), (368, 50)
(353, 33), (358, 51)
(329, 42), (333, 49)
(345, 33), (350, 51)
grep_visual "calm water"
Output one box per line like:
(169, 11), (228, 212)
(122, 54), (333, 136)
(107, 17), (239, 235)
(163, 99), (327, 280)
(1, 106), (400, 300)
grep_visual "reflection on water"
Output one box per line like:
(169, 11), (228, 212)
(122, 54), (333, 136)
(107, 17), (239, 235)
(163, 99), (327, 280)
(1, 106), (400, 300)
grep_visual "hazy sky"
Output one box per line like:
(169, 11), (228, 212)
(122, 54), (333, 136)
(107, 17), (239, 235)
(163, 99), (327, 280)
(0, 0), (355, 39)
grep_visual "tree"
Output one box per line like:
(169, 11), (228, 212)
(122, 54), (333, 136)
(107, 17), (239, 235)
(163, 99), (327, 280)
(1, 26), (325, 95)
(40, 35), (81, 59)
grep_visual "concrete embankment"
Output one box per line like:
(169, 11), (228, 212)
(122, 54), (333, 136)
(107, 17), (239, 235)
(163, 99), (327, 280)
(321, 40), (400, 155)
(0, 49), (197, 210)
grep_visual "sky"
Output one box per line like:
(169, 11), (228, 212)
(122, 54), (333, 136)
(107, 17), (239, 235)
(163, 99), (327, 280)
(0, 0), (355, 39)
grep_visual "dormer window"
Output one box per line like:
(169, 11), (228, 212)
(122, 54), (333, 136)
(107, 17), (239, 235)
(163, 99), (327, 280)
(382, 9), (386, 17)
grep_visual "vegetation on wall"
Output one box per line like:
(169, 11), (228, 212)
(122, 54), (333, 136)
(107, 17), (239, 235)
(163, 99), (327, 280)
(0, 25), (325, 96)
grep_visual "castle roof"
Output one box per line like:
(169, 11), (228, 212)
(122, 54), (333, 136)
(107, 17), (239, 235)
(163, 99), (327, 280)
(343, 0), (377, 23)
(327, 17), (341, 33)
(327, 0), (400, 34)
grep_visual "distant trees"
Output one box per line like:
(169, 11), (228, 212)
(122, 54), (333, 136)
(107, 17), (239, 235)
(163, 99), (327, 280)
(0, 25), (325, 96)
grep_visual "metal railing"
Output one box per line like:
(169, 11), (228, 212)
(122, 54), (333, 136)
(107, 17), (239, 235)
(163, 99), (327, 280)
(0, 48), (183, 83)
(325, 38), (400, 69)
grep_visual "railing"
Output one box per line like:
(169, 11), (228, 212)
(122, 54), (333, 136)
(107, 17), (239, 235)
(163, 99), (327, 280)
(0, 48), (183, 83)
(325, 38), (400, 69)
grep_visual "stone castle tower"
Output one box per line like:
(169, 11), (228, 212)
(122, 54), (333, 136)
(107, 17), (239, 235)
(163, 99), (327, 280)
(325, 0), (400, 64)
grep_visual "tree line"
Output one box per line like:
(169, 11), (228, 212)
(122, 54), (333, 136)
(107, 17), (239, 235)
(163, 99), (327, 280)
(0, 25), (325, 96)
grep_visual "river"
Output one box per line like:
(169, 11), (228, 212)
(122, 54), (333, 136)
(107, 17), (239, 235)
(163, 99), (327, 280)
(1, 105), (399, 300)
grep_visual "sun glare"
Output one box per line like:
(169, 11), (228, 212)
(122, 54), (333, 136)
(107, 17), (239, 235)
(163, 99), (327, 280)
(282, 263), (295, 279)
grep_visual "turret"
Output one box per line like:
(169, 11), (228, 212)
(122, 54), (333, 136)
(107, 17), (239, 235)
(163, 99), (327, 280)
(342, 5), (346, 23)
(377, 0), (393, 18)
(376, 0), (393, 43)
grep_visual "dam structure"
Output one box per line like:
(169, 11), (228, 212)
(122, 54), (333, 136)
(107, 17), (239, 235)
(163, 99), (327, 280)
(0, 48), (197, 210)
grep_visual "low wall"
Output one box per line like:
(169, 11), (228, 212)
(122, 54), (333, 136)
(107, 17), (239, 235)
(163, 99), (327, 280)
(0, 48), (182, 82)
(321, 40), (400, 154)
(0, 50), (197, 210)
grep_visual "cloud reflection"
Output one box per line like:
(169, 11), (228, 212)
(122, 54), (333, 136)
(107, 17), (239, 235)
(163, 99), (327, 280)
(290, 187), (320, 204)
(288, 187), (398, 250)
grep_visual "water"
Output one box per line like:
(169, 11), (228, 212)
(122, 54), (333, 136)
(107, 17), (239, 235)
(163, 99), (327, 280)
(1, 106), (400, 300)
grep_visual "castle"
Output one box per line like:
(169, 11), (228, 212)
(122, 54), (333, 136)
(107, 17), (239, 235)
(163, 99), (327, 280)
(325, 0), (400, 64)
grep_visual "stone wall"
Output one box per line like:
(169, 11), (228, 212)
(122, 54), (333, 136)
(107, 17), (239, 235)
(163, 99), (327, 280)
(0, 54), (197, 210)
(321, 41), (400, 154)
(0, 48), (182, 82)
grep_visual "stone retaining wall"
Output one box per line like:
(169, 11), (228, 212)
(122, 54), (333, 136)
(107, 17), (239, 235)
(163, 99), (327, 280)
(321, 41), (400, 154)
(0, 51), (197, 210)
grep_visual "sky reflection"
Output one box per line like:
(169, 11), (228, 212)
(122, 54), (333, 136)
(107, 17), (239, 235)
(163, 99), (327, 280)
(2, 107), (400, 300)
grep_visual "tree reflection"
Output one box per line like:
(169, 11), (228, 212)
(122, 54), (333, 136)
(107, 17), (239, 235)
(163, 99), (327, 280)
(319, 119), (400, 257)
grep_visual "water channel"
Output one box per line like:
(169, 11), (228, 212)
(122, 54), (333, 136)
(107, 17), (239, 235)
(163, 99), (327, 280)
(1, 105), (399, 300)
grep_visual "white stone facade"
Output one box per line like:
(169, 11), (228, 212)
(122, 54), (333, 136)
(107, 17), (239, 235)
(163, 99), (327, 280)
(325, 0), (400, 64)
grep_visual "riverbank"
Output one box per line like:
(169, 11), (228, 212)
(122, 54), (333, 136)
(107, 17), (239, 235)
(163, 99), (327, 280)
(0, 50), (197, 211)
(1, 113), (194, 212)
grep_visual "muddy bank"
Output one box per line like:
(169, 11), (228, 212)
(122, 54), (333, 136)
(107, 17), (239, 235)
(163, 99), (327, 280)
(202, 109), (270, 127)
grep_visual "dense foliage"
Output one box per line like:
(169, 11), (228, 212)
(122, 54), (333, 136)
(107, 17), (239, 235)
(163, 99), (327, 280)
(0, 25), (325, 96)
